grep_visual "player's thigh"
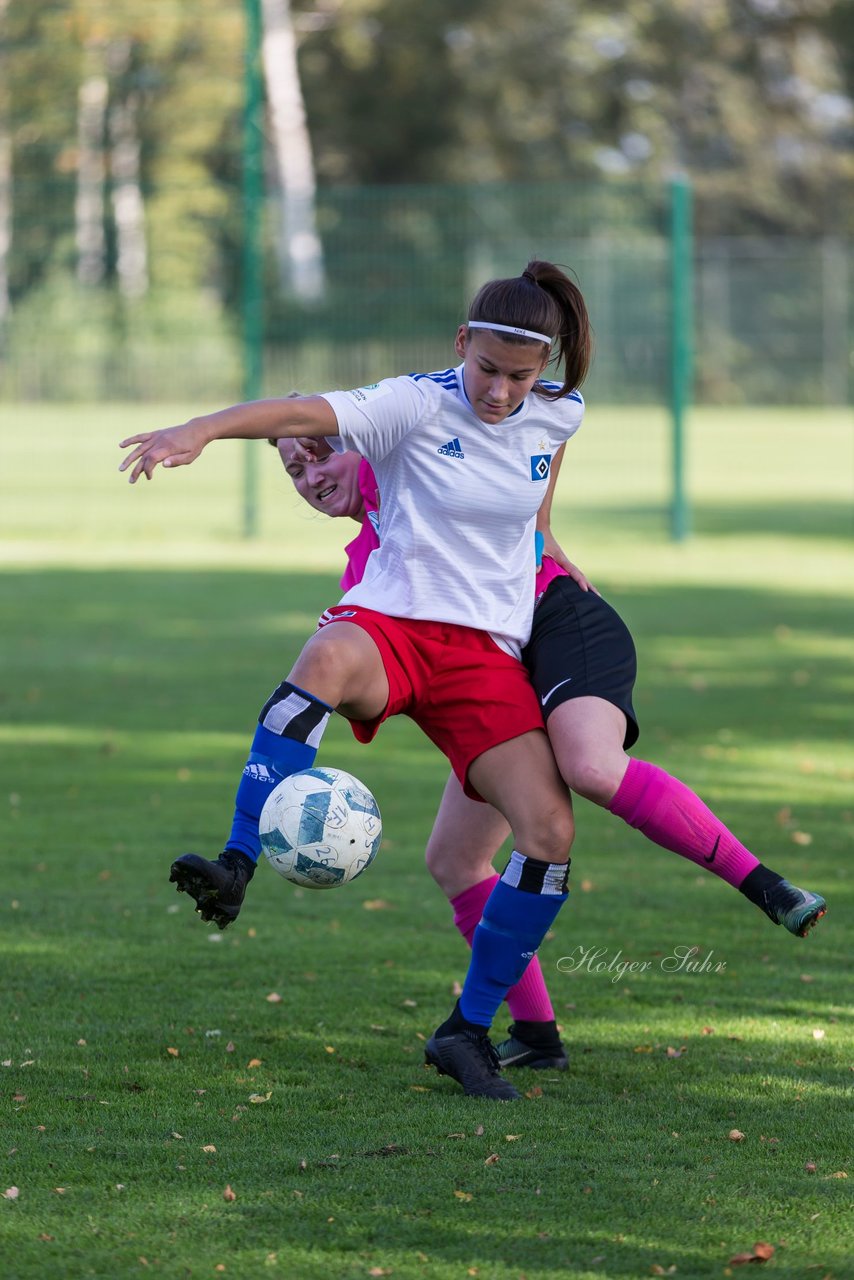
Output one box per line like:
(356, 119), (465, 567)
(425, 771), (511, 897)
(546, 696), (629, 804)
(468, 729), (574, 863)
(288, 622), (390, 720)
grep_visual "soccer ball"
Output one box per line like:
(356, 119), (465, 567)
(259, 766), (382, 890)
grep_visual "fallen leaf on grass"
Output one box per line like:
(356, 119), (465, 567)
(362, 899), (393, 911)
(453, 1190), (473, 1201)
(3, 1187), (19, 1200)
(728, 1130), (746, 1142)
(474, 1125), (484, 1136)
(223, 1185), (236, 1202)
(791, 831), (812, 846)
(505, 1134), (522, 1141)
(247, 1058), (262, 1069)
(484, 1154), (500, 1166)
(525, 1087), (543, 1099)
(265, 992), (282, 1004)
(728, 1242), (775, 1265)
(249, 1092), (272, 1104)
(166, 1047), (179, 1058)
(825, 1171), (848, 1179)
(804, 1162), (817, 1173)
(368, 1270), (392, 1277)
(666, 1046), (687, 1058)
(226, 1042), (235, 1053)
(812, 1029), (825, 1041)
(202, 1145), (217, 1153)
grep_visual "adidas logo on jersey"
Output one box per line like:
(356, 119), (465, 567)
(437, 437), (465, 459)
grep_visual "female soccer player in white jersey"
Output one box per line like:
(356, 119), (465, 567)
(121, 260), (591, 1100)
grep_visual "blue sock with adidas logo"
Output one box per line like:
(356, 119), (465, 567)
(226, 681), (333, 862)
(458, 852), (570, 1028)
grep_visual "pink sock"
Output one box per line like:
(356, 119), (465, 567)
(450, 876), (556, 1024)
(608, 757), (760, 888)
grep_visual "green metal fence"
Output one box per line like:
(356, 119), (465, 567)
(2, 172), (850, 543)
(2, 177), (850, 408)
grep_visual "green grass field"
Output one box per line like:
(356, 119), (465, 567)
(2, 404), (852, 1279)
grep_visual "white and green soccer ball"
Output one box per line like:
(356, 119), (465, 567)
(259, 766), (382, 890)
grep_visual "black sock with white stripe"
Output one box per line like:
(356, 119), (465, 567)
(226, 681), (333, 862)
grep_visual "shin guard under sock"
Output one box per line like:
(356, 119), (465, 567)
(608, 758), (760, 888)
(458, 852), (569, 1029)
(226, 681), (332, 862)
(450, 877), (556, 1023)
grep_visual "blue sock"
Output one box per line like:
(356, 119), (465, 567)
(459, 852), (569, 1029)
(226, 681), (332, 862)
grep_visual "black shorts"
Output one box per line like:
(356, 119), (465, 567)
(522, 576), (640, 750)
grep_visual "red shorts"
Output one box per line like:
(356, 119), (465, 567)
(317, 606), (544, 800)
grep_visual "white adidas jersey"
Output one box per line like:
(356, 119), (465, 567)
(321, 365), (583, 655)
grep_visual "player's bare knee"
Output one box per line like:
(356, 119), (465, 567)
(288, 629), (363, 705)
(515, 800), (574, 864)
(564, 755), (624, 806)
(424, 836), (454, 886)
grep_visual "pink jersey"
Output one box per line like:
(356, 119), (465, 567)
(340, 460), (381, 591)
(342, 463), (568, 598)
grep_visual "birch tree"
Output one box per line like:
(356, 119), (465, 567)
(261, 0), (325, 300)
(75, 41), (108, 287)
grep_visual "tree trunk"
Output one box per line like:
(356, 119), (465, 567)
(110, 88), (148, 299)
(261, 0), (325, 301)
(75, 57), (108, 287)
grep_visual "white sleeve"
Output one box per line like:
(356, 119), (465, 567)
(320, 376), (427, 462)
(548, 390), (584, 444)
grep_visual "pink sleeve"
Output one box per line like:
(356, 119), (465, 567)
(534, 554), (568, 600)
(340, 461), (380, 590)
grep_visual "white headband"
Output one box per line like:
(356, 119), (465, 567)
(467, 320), (553, 345)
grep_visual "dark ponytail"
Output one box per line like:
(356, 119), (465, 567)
(467, 259), (593, 400)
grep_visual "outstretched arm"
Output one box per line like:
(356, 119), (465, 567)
(118, 395), (339, 483)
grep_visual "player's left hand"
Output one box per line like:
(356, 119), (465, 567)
(539, 531), (600, 594)
(118, 419), (211, 483)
